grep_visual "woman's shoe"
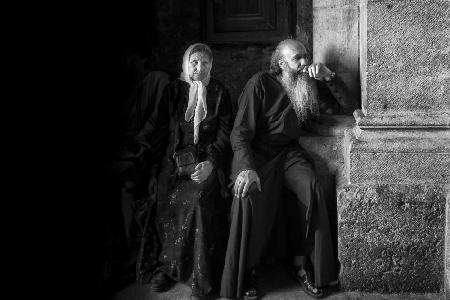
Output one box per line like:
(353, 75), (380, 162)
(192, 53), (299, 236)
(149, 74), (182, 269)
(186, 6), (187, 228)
(149, 270), (174, 292)
(290, 265), (326, 299)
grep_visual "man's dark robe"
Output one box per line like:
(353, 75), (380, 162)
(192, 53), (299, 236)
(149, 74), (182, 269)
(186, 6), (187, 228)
(220, 72), (339, 298)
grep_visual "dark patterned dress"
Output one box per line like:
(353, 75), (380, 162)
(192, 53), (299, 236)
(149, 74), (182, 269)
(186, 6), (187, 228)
(136, 78), (233, 296)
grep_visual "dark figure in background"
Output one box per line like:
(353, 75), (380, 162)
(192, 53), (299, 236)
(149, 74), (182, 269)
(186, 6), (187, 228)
(136, 43), (233, 300)
(104, 51), (169, 291)
(220, 39), (358, 300)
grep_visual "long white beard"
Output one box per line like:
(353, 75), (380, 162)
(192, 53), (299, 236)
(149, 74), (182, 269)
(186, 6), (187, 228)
(280, 71), (319, 124)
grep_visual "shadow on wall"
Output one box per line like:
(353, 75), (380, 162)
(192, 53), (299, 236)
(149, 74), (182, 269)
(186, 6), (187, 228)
(321, 45), (361, 107)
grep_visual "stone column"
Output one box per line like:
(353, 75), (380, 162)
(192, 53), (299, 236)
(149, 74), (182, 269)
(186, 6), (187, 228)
(338, 0), (450, 294)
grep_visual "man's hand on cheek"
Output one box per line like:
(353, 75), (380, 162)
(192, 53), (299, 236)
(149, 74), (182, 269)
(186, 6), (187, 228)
(307, 63), (333, 81)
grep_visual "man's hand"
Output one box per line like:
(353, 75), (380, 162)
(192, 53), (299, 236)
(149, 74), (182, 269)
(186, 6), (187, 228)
(234, 170), (261, 198)
(190, 161), (214, 183)
(306, 63), (334, 81)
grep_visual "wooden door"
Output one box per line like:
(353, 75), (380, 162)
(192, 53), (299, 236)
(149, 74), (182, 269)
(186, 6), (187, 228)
(205, 0), (294, 43)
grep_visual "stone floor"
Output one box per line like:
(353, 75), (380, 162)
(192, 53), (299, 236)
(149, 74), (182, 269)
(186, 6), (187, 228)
(111, 265), (445, 300)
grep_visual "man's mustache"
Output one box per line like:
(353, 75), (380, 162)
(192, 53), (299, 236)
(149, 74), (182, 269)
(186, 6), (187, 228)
(298, 66), (309, 74)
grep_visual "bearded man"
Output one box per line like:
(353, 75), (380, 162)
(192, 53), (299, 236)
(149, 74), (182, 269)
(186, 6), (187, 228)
(220, 39), (357, 300)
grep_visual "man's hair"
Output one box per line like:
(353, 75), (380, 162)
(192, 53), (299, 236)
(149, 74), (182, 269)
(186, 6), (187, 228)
(270, 45), (284, 75)
(270, 39), (308, 75)
(190, 43), (213, 61)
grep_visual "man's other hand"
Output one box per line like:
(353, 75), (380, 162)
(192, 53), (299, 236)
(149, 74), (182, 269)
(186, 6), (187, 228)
(234, 170), (261, 198)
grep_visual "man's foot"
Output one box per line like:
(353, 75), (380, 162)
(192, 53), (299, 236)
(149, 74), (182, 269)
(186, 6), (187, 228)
(243, 269), (258, 300)
(290, 265), (326, 299)
(149, 270), (174, 292)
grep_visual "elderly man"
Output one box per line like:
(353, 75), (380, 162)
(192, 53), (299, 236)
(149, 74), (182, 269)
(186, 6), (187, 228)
(220, 39), (357, 299)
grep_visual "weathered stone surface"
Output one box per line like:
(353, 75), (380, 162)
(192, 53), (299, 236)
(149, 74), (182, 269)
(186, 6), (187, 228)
(349, 152), (450, 184)
(348, 128), (450, 185)
(337, 184), (447, 293)
(360, 0), (450, 116)
(313, 0), (361, 106)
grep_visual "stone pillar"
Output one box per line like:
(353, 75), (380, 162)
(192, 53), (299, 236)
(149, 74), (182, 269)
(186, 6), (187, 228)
(338, 0), (450, 294)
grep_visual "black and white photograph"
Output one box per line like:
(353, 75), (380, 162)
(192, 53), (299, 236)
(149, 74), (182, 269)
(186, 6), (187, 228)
(60, 0), (449, 299)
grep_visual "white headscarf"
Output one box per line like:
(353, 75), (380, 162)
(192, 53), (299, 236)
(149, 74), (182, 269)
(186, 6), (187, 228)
(180, 43), (212, 144)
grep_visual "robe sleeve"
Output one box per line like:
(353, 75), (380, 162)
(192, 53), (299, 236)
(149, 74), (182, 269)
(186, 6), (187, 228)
(230, 77), (262, 173)
(205, 86), (233, 169)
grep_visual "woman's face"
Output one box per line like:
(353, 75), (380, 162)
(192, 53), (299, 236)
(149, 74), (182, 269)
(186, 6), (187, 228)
(188, 51), (212, 81)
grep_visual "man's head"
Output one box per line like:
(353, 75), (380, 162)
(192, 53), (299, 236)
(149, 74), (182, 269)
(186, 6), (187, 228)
(184, 43), (213, 82)
(270, 39), (309, 77)
(270, 39), (319, 123)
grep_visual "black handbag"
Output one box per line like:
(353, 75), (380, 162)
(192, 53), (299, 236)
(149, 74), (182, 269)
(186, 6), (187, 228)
(172, 145), (198, 179)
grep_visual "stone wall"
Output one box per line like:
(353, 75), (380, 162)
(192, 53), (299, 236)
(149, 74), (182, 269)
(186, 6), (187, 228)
(359, 0), (450, 123)
(338, 0), (450, 294)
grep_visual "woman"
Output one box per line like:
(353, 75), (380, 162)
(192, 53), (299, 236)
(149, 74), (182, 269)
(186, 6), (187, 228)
(136, 43), (233, 299)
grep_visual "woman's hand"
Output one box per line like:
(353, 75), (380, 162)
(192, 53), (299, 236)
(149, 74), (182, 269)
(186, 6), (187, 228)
(190, 160), (214, 183)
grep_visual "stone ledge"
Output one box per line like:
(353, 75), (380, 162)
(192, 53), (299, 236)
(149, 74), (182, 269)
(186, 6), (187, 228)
(354, 110), (450, 128)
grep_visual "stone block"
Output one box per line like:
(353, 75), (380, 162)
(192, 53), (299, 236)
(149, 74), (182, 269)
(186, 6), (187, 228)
(337, 184), (447, 293)
(349, 152), (450, 185)
(348, 127), (450, 185)
(360, 0), (450, 116)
